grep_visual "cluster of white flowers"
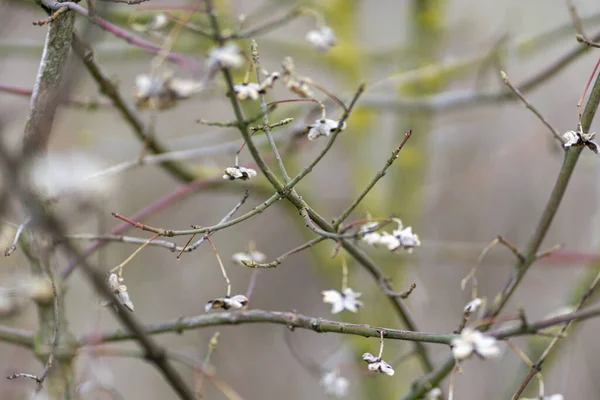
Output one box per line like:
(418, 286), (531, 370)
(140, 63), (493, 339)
(205, 294), (249, 312)
(306, 118), (346, 141)
(232, 250), (267, 265)
(319, 370), (349, 398)
(563, 129), (599, 153)
(322, 288), (362, 314)
(222, 166), (257, 181)
(450, 327), (501, 361)
(105, 273), (134, 312)
(361, 353), (394, 376)
(306, 26), (337, 52)
(134, 72), (204, 110)
(359, 219), (421, 253)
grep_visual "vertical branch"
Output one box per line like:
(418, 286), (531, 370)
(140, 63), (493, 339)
(251, 40), (291, 183)
(18, 4), (76, 398)
(22, 5), (75, 159)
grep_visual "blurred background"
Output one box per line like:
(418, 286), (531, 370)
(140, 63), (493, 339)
(2, 0), (600, 399)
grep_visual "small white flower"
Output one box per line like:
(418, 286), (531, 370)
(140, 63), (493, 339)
(222, 166), (257, 181)
(361, 353), (394, 376)
(425, 388), (443, 400)
(450, 327), (501, 361)
(563, 129), (599, 153)
(463, 298), (483, 315)
(390, 220), (421, 252)
(232, 251), (267, 265)
(207, 42), (244, 69)
(234, 83), (261, 100)
(563, 130), (579, 148)
(322, 288), (362, 314)
(205, 294), (249, 312)
(320, 370), (350, 398)
(306, 26), (337, 52)
(307, 119), (346, 141)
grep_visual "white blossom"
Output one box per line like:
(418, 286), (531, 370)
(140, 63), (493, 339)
(359, 219), (421, 253)
(306, 26), (337, 52)
(307, 119), (346, 141)
(522, 395), (563, 400)
(361, 353), (394, 376)
(232, 251), (267, 265)
(425, 388), (443, 400)
(222, 166), (257, 181)
(563, 130), (579, 148)
(234, 83), (262, 100)
(392, 225), (421, 252)
(322, 288), (362, 314)
(450, 327), (501, 361)
(320, 370), (350, 398)
(205, 294), (249, 312)
(563, 129), (599, 153)
(463, 298), (483, 315)
(207, 42), (244, 69)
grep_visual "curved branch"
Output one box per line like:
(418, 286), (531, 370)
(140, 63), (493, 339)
(85, 309), (456, 345)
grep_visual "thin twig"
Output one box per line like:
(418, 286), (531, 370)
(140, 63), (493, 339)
(206, 237), (231, 297)
(251, 40), (292, 183)
(500, 70), (564, 143)
(5, 217), (31, 256)
(333, 130), (413, 228)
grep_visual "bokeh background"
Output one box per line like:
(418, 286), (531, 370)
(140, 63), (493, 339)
(2, 0), (600, 399)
